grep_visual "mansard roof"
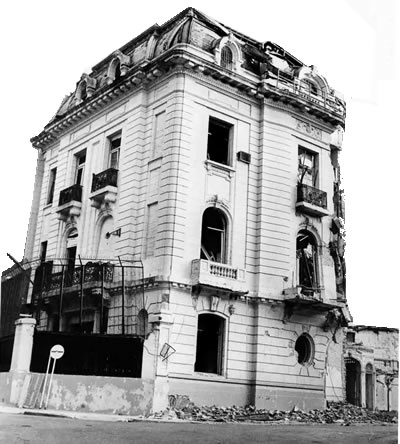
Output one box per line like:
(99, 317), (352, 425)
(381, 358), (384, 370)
(31, 7), (345, 149)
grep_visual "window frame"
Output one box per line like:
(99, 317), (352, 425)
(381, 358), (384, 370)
(194, 312), (227, 376)
(74, 150), (86, 186)
(200, 207), (229, 264)
(206, 116), (234, 167)
(298, 146), (319, 187)
(108, 133), (121, 170)
(46, 167), (57, 205)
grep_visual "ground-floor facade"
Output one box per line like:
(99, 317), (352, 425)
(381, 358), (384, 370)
(0, 273), (350, 415)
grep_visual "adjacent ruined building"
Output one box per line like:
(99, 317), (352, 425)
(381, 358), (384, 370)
(345, 326), (398, 411)
(1, 8), (355, 414)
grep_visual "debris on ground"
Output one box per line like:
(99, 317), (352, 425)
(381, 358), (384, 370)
(150, 401), (398, 424)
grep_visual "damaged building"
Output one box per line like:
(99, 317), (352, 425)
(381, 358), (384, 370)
(344, 326), (398, 411)
(1, 8), (353, 414)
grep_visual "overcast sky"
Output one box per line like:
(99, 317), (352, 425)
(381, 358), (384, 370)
(0, 0), (398, 328)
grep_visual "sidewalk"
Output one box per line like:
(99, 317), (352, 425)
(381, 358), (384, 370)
(0, 404), (148, 422)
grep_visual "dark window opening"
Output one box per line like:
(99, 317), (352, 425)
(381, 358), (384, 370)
(221, 46), (233, 70)
(297, 230), (318, 294)
(137, 309), (148, 337)
(207, 117), (232, 166)
(65, 245), (77, 286)
(302, 79), (319, 96)
(47, 168), (57, 204)
(40, 241), (48, 263)
(79, 83), (87, 101)
(346, 332), (355, 343)
(114, 62), (121, 81)
(295, 333), (314, 365)
(195, 313), (225, 375)
(200, 208), (227, 263)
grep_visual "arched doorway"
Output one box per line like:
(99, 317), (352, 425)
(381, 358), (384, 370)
(345, 357), (361, 406)
(366, 363), (374, 410)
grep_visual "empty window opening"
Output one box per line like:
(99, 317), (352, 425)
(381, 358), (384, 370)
(137, 309), (149, 337)
(114, 61), (121, 81)
(207, 117), (232, 166)
(75, 150), (86, 186)
(296, 230), (318, 294)
(200, 208), (227, 263)
(302, 79), (319, 96)
(109, 135), (121, 169)
(346, 331), (355, 343)
(295, 333), (314, 366)
(40, 241), (48, 263)
(298, 147), (318, 186)
(195, 313), (225, 375)
(47, 167), (57, 204)
(78, 82), (87, 101)
(221, 46), (233, 69)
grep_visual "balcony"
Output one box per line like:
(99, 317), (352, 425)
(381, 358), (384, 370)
(90, 168), (118, 209)
(33, 262), (114, 298)
(296, 183), (329, 217)
(191, 259), (247, 293)
(57, 184), (82, 221)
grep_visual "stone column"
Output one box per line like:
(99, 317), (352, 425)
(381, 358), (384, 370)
(9, 317), (36, 404)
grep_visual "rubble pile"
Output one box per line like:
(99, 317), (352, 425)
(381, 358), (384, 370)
(159, 401), (397, 424)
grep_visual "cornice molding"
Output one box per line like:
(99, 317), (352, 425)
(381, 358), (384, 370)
(31, 46), (345, 149)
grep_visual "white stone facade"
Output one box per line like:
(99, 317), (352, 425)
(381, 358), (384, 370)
(21, 8), (350, 411)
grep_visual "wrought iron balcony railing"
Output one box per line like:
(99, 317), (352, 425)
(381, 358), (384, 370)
(58, 184), (82, 206)
(91, 168), (118, 193)
(38, 262), (114, 293)
(297, 183), (327, 209)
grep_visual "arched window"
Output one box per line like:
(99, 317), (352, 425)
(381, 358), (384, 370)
(200, 208), (228, 263)
(221, 46), (233, 70)
(195, 313), (225, 374)
(137, 309), (149, 337)
(296, 230), (319, 294)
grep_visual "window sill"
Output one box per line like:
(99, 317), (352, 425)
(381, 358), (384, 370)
(204, 160), (235, 179)
(193, 372), (227, 381)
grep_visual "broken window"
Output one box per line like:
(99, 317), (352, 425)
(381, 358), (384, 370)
(295, 333), (314, 366)
(296, 230), (319, 294)
(200, 208), (227, 263)
(298, 147), (318, 186)
(195, 313), (225, 375)
(221, 46), (233, 70)
(207, 117), (232, 166)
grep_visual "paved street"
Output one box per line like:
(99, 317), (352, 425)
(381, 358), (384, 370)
(0, 412), (397, 444)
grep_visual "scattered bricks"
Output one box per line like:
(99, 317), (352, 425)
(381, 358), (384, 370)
(151, 401), (398, 425)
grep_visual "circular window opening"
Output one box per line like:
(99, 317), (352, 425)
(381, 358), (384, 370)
(295, 334), (314, 366)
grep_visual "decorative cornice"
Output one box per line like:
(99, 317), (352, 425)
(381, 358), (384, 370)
(31, 46), (345, 150)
